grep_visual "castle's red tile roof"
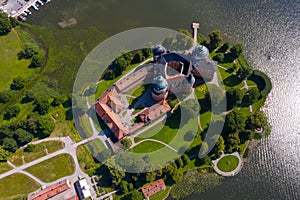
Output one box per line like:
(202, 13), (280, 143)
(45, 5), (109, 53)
(115, 68), (147, 92)
(28, 179), (71, 200)
(141, 179), (166, 198)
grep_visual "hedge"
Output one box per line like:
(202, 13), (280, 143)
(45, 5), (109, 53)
(249, 70), (272, 98)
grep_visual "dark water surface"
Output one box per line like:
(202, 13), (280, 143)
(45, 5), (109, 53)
(28, 0), (300, 199)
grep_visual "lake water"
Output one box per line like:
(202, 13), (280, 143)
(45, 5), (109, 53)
(27, 0), (300, 199)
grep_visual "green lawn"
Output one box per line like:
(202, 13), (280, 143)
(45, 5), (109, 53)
(79, 113), (93, 137)
(25, 153), (75, 182)
(0, 173), (41, 199)
(0, 162), (13, 174)
(131, 141), (165, 153)
(150, 186), (171, 200)
(8, 140), (64, 166)
(85, 138), (106, 157)
(0, 29), (34, 91)
(217, 155), (239, 172)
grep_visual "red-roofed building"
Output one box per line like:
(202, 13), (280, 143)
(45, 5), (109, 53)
(141, 179), (166, 198)
(28, 179), (72, 200)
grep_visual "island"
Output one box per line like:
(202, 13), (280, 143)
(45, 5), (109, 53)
(0, 13), (272, 200)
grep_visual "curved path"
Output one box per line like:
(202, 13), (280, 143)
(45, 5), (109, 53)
(212, 152), (243, 177)
(130, 138), (178, 153)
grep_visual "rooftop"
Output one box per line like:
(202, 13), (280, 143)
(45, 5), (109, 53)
(28, 179), (71, 200)
(141, 179), (166, 198)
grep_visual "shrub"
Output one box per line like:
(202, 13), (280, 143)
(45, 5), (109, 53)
(121, 138), (132, 149)
(24, 144), (35, 153)
(4, 105), (20, 120)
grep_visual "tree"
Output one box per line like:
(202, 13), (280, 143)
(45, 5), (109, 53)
(208, 30), (222, 50)
(248, 87), (260, 103)
(128, 183), (134, 191)
(131, 190), (143, 200)
(110, 168), (125, 186)
(51, 96), (64, 107)
(122, 51), (133, 64)
(199, 141), (209, 157)
(239, 130), (254, 143)
(3, 138), (18, 152)
(22, 91), (35, 103)
(171, 170), (183, 184)
(99, 148), (112, 161)
(184, 131), (196, 142)
(146, 171), (157, 182)
(24, 144), (35, 153)
(237, 65), (253, 80)
(9, 16), (19, 28)
(18, 43), (39, 60)
(37, 117), (55, 138)
(175, 157), (184, 168)
(29, 53), (43, 68)
(132, 50), (144, 64)
(0, 12), (12, 36)
(210, 135), (225, 158)
(230, 44), (243, 59)
(120, 180), (129, 194)
(218, 42), (230, 52)
(246, 111), (267, 130)
(162, 34), (175, 50)
(226, 88), (243, 110)
(15, 129), (33, 145)
(142, 48), (152, 58)
(34, 99), (50, 115)
(121, 138), (132, 149)
(10, 76), (26, 90)
(0, 147), (10, 161)
(0, 91), (11, 103)
(200, 155), (211, 165)
(181, 154), (190, 166)
(213, 53), (225, 62)
(4, 105), (20, 120)
(205, 85), (225, 110)
(180, 99), (199, 122)
(225, 110), (246, 132)
(225, 132), (240, 152)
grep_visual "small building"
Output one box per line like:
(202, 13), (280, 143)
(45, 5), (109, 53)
(74, 178), (93, 200)
(28, 179), (72, 200)
(141, 179), (166, 198)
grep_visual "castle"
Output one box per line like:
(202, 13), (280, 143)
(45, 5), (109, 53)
(94, 24), (217, 141)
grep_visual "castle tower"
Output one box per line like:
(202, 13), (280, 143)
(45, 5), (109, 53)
(151, 75), (168, 102)
(153, 45), (167, 63)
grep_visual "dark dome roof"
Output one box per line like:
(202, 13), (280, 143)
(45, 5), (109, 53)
(152, 75), (168, 90)
(192, 45), (209, 59)
(153, 45), (167, 56)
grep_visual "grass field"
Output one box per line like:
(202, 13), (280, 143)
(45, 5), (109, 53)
(0, 162), (13, 174)
(0, 29), (35, 91)
(25, 153), (75, 182)
(217, 155), (239, 172)
(76, 145), (100, 176)
(0, 173), (40, 199)
(131, 141), (165, 153)
(8, 140), (64, 166)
